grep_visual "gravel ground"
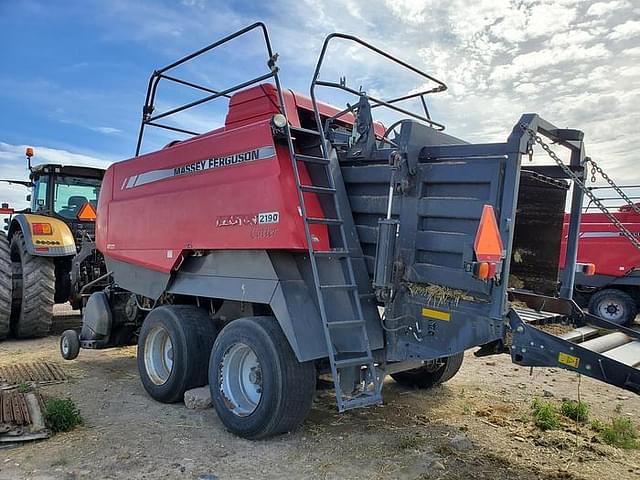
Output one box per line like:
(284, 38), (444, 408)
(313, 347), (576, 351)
(1, 312), (640, 480)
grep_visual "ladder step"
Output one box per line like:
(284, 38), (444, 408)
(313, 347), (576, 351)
(314, 249), (349, 257)
(334, 356), (373, 368)
(290, 126), (322, 137)
(295, 154), (329, 165)
(307, 217), (342, 225)
(300, 185), (336, 195)
(327, 320), (364, 328)
(339, 392), (382, 411)
(320, 283), (357, 290)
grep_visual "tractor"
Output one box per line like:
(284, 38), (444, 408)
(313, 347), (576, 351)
(0, 148), (109, 339)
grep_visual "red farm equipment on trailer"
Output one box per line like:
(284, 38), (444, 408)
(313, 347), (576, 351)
(60, 24), (640, 439)
(559, 183), (640, 326)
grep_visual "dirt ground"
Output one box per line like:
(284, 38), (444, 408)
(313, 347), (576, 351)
(1, 311), (640, 480)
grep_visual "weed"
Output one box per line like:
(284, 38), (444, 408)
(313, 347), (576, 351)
(599, 417), (639, 449)
(44, 398), (83, 433)
(590, 419), (605, 432)
(16, 382), (32, 394)
(560, 399), (589, 422)
(614, 403), (623, 414)
(531, 398), (560, 431)
(51, 458), (69, 467)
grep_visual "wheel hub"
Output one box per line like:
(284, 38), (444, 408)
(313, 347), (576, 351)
(220, 343), (262, 417)
(144, 325), (174, 385)
(598, 299), (624, 321)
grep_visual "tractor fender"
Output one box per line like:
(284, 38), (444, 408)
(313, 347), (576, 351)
(9, 214), (76, 256)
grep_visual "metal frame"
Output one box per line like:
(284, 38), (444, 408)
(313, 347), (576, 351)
(135, 22), (286, 156)
(309, 33), (448, 133)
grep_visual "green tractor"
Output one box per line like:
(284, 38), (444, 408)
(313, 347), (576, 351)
(0, 148), (109, 340)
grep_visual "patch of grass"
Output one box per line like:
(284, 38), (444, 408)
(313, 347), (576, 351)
(17, 382), (32, 394)
(531, 398), (561, 431)
(51, 458), (69, 467)
(599, 417), (639, 449)
(560, 399), (589, 423)
(590, 419), (605, 433)
(44, 398), (83, 433)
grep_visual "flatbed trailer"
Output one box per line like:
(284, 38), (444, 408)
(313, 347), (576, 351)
(62, 24), (640, 439)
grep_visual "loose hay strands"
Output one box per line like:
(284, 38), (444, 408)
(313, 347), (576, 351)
(405, 283), (475, 307)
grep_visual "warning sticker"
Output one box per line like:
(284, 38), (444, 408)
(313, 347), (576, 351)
(558, 352), (580, 368)
(421, 307), (451, 322)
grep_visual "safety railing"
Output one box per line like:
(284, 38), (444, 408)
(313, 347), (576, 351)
(308, 33), (448, 138)
(584, 185), (640, 213)
(135, 22), (286, 156)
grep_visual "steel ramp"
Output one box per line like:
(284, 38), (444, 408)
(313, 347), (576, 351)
(509, 301), (640, 394)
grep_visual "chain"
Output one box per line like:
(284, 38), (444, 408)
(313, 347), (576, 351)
(520, 124), (640, 251)
(587, 158), (640, 215)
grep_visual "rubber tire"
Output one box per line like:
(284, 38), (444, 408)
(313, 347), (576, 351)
(0, 233), (11, 340)
(60, 329), (80, 360)
(209, 316), (316, 440)
(137, 305), (218, 404)
(391, 352), (464, 389)
(588, 288), (637, 326)
(9, 233), (55, 338)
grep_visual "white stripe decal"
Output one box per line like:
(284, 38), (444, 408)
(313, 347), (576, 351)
(121, 145), (276, 190)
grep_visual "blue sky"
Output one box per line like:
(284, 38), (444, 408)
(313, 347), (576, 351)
(1, 0), (639, 208)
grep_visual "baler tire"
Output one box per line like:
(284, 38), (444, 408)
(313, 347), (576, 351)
(391, 352), (464, 389)
(209, 316), (316, 440)
(9, 233), (55, 338)
(0, 233), (11, 340)
(589, 288), (637, 326)
(137, 305), (218, 404)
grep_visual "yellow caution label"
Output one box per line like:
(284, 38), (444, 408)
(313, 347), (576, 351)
(558, 352), (580, 368)
(421, 307), (451, 322)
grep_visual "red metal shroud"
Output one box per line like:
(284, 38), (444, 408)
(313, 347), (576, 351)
(96, 85), (344, 273)
(560, 210), (640, 277)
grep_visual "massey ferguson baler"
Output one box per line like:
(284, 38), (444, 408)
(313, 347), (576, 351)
(60, 24), (640, 439)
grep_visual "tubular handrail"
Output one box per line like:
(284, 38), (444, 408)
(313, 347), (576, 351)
(309, 33), (448, 133)
(135, 22), (283, 156)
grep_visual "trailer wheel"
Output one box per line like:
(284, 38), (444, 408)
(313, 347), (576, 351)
(391, 352), (464, 389)
(137, 305), (218, 403)
(589, 289), (637, 326)
(9, 233), (55, 338)
(0, 233), (11, 340)
(209, 316), (316, 439)
(60, 329), (80, 360)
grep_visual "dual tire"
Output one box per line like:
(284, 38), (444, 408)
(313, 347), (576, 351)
(137, 308), (315, 439)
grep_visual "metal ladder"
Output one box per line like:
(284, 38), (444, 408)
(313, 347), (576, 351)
(284, 125), (382, 411)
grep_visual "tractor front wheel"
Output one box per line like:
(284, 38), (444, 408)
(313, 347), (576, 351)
(391, 352), (464, 389)
(9, 233), (55, 338)
(0, 233), (11, 340)
(209, 316), (316, 439)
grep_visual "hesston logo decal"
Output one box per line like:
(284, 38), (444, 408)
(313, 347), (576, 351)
(121, 146), (276, 190)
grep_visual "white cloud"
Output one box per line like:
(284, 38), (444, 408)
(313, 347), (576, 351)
(587, 1), (631, 17)
(609, 20), (640, 41)
(90, 126), (122, 135)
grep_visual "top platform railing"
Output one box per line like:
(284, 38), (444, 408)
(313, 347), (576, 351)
(308, 33), (448, 137)
(134, 22), (287, 156)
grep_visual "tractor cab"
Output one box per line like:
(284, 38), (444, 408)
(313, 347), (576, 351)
(28, 164), (103, 240)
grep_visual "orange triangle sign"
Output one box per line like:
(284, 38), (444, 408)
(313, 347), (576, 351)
(77, 202), (97, 221)
(474, 205), (504, 262)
